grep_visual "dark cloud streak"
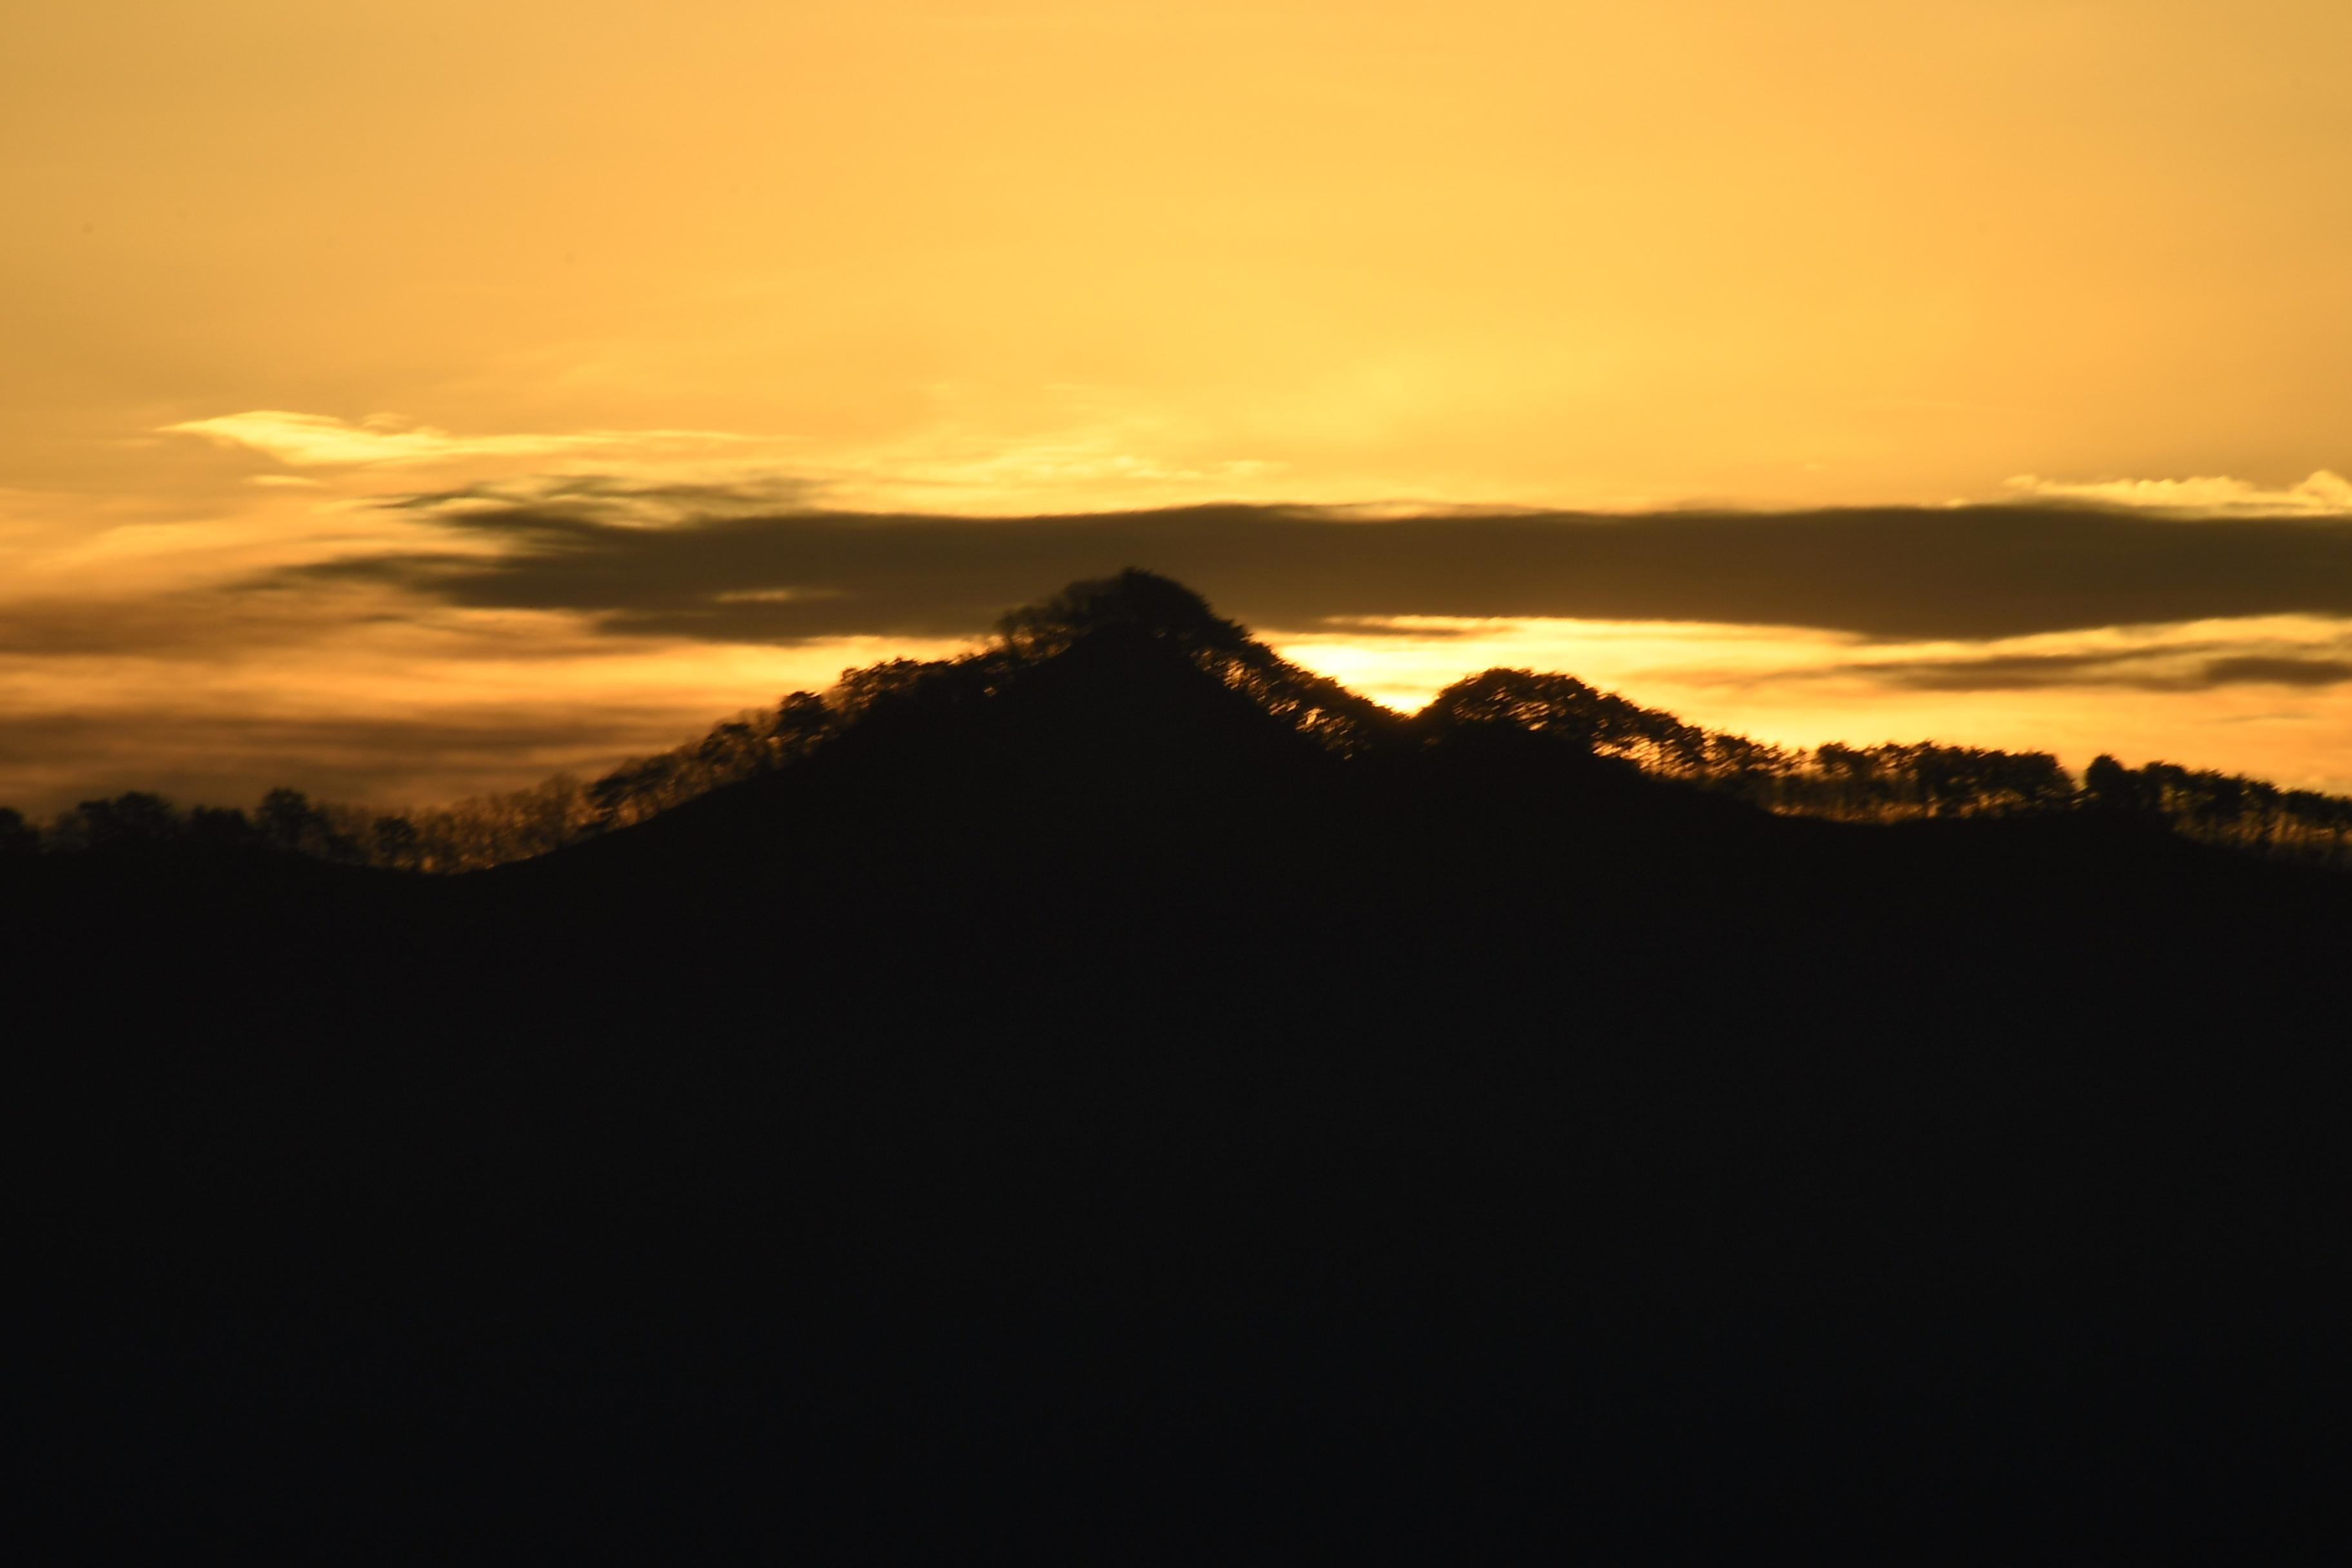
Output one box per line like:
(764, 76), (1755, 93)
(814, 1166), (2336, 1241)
(1827, 648), (2352, 694)
(2199, 655), (2352, 687)
(295, 494), (2352, 645)
(1847, 647), (2188, 692)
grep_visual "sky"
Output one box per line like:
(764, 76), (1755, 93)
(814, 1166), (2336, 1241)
(5, 0), (2351, 813)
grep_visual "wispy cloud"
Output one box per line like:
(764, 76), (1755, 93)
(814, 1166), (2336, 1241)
(2004, 470), (2352, 516)
(1841, 645), (2352, 694)
(828, 429), (1279, 502)
(375, 473), (825, 526)
(162, 411), (755, 468)
(156, 407), (1289, 518)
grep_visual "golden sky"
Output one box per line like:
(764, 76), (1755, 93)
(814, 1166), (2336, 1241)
(6, 1), (2352, 811)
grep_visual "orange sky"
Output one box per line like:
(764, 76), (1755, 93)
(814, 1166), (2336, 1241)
(6, 1), (2351, 812)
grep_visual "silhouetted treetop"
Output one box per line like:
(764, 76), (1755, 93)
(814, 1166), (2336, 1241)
(998, 571), (1396, 752)
(54, 792), (186, 851)
(1795, 741), (2073, 820)
(810, 569), (1395, 756)
(1, 805), (43, 856)
(994, 569), (1250, 660)
(2082, 752), (2352, 865)
(1422, 669), (1716, 771)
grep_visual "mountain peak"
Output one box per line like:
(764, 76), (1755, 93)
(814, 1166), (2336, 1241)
(994, 569), (1250, 659)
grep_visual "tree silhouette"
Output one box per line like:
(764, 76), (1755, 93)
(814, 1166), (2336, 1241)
(2080, 753), (2350, 866)
(188, 805), (257, 847)
(994, 568), (1247, 659)
(56, 792), (184, 850)
(372, 816), (422, 872)
(257, 787), (324, 853)
(0, 806), (38, 855)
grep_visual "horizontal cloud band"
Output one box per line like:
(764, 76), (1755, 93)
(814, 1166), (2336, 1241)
(295, 490), (2352, 645)
(1830, 647), (2352, 694)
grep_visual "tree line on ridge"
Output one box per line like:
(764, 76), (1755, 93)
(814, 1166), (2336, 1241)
(7, 573), (2349, 874)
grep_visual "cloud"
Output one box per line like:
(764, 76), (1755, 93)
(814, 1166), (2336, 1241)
(1820, 647), (2179, 692)
(2004, 470), (2352, 516)
(376, 473), (824, 524)
(1840, 648), (2349, 693)
(1803, 632), (2352, 695)
(1309, 615), (1484, 640)
(285, 485), (2352, 644)
(153, 407), (1275, 516)
(162, 411), (754, 468)
(0, 590), (373, 658)
(2197, 655), (2352, 687)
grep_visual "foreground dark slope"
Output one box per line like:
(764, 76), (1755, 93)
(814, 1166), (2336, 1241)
(15, 579), (2351, 1559)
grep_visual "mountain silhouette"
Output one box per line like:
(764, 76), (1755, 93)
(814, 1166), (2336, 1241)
(14, 572), (2351, 1560)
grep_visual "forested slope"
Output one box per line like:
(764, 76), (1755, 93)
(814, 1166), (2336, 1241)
(12, 573), (2350, 1560)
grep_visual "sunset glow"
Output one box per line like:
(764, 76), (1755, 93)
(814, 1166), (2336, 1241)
(8, 1), (2351, 812)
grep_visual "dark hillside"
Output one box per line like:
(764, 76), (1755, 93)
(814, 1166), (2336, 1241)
(13, 575), (2351, 1560)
